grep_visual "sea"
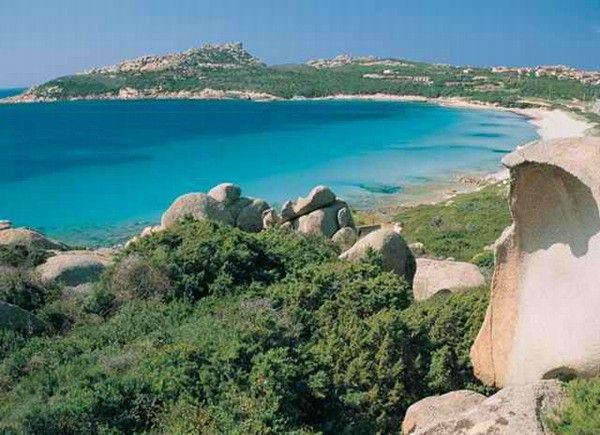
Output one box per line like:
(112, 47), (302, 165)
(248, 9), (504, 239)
(0, 89), (538, 245)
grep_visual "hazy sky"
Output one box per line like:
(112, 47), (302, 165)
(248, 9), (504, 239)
(1, 0), (599, 87)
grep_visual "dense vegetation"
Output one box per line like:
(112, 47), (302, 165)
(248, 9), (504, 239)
(0, 220), (491, 433)
(548, 377), (600, 434)
(394, 183), (511, 263)
(19, 46), (600, 107)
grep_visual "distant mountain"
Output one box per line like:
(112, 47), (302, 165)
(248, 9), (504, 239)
(4, 43), (599, 111)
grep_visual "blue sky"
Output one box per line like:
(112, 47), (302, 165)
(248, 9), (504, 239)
(1, 0), (599, 87)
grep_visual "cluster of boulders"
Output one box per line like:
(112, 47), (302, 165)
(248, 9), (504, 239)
(0, 221), (115, 290)
(155, 183), (422, 284)
(162, 183), (270, 233)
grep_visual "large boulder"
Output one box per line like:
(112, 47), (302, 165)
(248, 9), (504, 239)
(412, 258), (485, 300)
(160, 184), (271, 233)
(0, 228), (66, 250)
(161, 192), (235, 228)
(331, 227), (358, 252)
(36, 249), (115, 286)
(471, 137), (600, 387)
(402, 390), (486, 434)
(0, 220), (11, 231)
(207, 182), (242, 206)
(340, 228), (416, 284)
(295, 200), (348, 238)
(0, 301), (45, 333)
(402, 380), (565, 435)
(281, 185), (336, 221)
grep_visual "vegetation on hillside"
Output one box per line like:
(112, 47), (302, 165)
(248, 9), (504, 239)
(0, 220), (491, 433)
(394, 183), (512, 263)
(547, 377), (600, 434)
(17, 45), (600, 107)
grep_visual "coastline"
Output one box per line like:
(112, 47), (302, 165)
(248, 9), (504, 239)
(2, 90), (596, 244)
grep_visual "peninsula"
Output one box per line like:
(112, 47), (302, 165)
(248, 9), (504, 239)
(4, 43), (599, 123)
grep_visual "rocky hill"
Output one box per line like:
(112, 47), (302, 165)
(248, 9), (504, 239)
(4, 43), (599, 111)
(81, 42), (263, 75)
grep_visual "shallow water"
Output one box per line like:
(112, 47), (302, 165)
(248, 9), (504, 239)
(0, 97), (537, 245)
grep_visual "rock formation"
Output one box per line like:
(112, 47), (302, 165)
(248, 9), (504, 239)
(161, 183), (270, 233)
(402, 390), (486, 434)
(412, 258), (485, 300)
(471, 137), (600, 387)
(0, 226), (67, 250)
(277, 186), (358, 242)
(36, 249), (115, 287)
(339, 227), (416, 284)
(402, 380), (565, 435)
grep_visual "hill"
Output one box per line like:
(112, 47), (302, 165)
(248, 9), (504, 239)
(5, 43), (600, 112)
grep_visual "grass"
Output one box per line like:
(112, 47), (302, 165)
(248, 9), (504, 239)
(546, 377), (600, 434)
(394, 183), (512, 262)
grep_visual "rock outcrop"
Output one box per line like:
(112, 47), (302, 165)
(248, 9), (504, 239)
(0, 301), (46, 333)
(402, 380), (565, 435)
(276, 186), (357, 242)
(161, 183), (270, 233)
(471, 137), (600, 387)
(339, 227), (416, 284)
(412, 258), (485, 300)
(36, 249), (115, 286)
(0, 227), (66, 250)
(402, 390), (486, 434)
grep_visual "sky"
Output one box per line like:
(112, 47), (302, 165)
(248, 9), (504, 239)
(1, 0), (599, 87)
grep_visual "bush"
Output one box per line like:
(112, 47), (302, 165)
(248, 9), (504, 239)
(395, 184), (511, 261)
(110, 254), (173, 301)
(123, 220), (338, 302)
(0, 266), (59, 312)
(0, 220), (491, 433)
(547, 377), (600, 434)
(0, 244), (50, 268)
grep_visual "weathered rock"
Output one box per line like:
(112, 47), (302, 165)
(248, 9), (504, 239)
(236, 199), (270, 233)
(402, 390), (486, 434)
(408, 242), (425, 256)
(207, 182), (242, 206)
(412, 258), (485, 301)
(0, 220), (11, 231)
(0, 228), (66, 250)
(471, 137), (600, 387)
(357, 224), (382, 238)
(262, 208), (281, 229)
(161, 193), (234, 228)
(36, 250), (114, 286)
(340, 228), (416, 284)
(402, 380), (565, 435)
(226, 197), (253, 221)
(281, 185), (336, 221)
(337, 205), (354, 228)
(331, 227), (358, 251)
(0, 301), (45, 333)
(140, 225), (161, 238)
(295, 200), (347, 238)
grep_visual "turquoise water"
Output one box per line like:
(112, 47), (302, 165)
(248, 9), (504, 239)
(0, 97), (537, 245)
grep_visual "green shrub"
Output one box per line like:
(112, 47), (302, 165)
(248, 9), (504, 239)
(123, 220), (338, 302)
(0, 244), (50, 268)
(0, 220), (491, 433)
(0, 266), (59, 312)
(547, 377), (600, 434)
(395, 184), (511, 261)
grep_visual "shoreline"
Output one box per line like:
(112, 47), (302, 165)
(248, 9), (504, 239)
(2, 91), (596, 245)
